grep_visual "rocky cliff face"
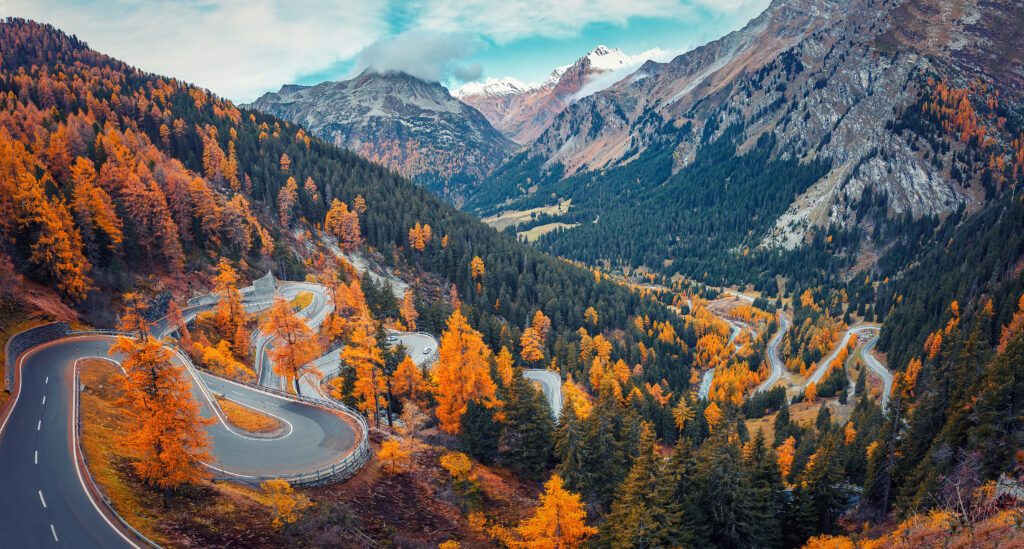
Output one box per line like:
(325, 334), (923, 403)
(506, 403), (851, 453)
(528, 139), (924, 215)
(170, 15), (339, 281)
(476, 0), (1024, 253)
(457, 46), (656, 144)
(248, 70), (516, 204)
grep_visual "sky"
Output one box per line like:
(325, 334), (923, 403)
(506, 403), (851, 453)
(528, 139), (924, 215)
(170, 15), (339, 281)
(2, 0), (770, 103)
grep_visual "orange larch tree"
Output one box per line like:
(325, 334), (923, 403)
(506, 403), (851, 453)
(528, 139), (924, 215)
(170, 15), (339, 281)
(111, 294), (212, 495)
(261, 297), (321, 395)
(278, 176), (298, 226)
(324, 199), (362, 252)
(515, 474), (596, 548)
(343, 317), (386, 426)
(433, 309), (499, 433)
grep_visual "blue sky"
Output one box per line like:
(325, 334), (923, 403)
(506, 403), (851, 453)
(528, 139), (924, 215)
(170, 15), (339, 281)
(5, 0), (769, 102)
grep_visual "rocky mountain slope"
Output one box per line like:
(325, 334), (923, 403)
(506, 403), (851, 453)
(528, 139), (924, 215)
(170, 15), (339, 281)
(248, 70), (516, 204)
(456, 46), (659, 144)
(469, 0), (1024, 279)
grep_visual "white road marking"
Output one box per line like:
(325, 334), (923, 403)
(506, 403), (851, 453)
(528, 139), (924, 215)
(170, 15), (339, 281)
(50, 524), (59, 542)
(39, 490), (47, 508)
(34, 450), (38, 464)
(37, 420), (41, 431)
(42, 396), (46, 405)
(45, 376), (49, 384)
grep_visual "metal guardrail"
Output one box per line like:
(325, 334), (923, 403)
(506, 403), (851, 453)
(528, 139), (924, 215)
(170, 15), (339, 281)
(68, 329), (372, 488)
(73, 360), (162, 548)
(207, 376), (371, 487)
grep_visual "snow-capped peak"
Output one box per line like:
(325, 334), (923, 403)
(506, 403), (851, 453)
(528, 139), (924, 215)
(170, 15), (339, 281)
(454, 77), (538, 98)
(582, 45), (668, 72)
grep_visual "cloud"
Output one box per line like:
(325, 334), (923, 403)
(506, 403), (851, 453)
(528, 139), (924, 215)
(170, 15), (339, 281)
(571, 47), (678, 101)
(352, 30), (484, 83)
(409, 0), (690, 44)
(5, 0), (389, 102)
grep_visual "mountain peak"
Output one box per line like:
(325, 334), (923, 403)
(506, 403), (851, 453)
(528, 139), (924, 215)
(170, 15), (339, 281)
(454, 77), (539, 99)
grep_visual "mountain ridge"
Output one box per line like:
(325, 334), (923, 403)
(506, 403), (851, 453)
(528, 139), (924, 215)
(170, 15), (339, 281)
(248, 69), (516, 205)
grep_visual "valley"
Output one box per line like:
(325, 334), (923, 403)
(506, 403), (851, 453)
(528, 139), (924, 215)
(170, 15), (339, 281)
(1, 1), (1023, 547)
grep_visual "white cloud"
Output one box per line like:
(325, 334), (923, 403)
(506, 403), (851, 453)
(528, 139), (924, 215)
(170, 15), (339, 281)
(5, 0), (388, 102)
(572, 47), (678, 100)
(408, 0), (690, 44)
(353, 30), (484, 83)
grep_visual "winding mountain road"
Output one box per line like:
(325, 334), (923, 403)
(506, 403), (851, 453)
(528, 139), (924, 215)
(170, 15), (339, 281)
(0, 280), (366, 548)
(523, 369), (563, 419)
(755, 311), (790, 393)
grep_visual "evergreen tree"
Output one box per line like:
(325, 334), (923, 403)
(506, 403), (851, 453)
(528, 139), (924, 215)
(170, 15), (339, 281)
(554, 401), (591, 493)
(604, 423), (686, 548)
(500, 374), (554, 479)
(461, 399), (499, 464)
(580, 382), (630, 508)
(692, 431), (760, 548)
(744, 431), (785, 548)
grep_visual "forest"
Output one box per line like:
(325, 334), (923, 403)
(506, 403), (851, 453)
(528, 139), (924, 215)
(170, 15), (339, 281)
(1, 16), (1023, 549)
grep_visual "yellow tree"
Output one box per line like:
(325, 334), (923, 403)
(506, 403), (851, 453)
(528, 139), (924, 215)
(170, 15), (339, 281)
(704, 401), (723, 432)
(520, 326), (546, 366)
(408, 222), (432, 251)
(111, 295), (212, 495)
(470, 256), (485, 292)
(392, 355), (426, 404)
(378, 439), (412, 475)
(400, 289), (418, 330)
(584, 307), (599, 327)
(278, 176), (298, 226)
(343, 317), (385, 425)
(495, 346), (515, 388)
(515, 474), (596, 548)
(261, 297), (321, 395)
(777, 436), (796, 482)
(324, 199), (362, 252)
(213, 258), (247, 349)
(531, 310), (552, 340)
(260, 479), (311, 530)
(433, 309), (498, 433)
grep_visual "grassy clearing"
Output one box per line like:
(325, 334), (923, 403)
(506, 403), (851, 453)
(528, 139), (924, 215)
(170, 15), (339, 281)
(482, 200), (572, 231)
(79, 359), (283, 547)
(215, 395), (282, 434)
(290, 291), (313, 310)
(517, 222), (579, 242)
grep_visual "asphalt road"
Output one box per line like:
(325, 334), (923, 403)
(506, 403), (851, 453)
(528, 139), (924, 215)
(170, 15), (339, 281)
(0, 280), (361, 548)
(854, 327), (893, 410)
(755, 311), (790, 393)
(523, 369), (562, 419)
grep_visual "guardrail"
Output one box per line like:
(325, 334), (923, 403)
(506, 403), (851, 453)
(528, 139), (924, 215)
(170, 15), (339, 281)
(203, 371), (371, 487)
(73, 363), (162, 548)
(68, 329), (372, 488)
(4, 322), (70, 392)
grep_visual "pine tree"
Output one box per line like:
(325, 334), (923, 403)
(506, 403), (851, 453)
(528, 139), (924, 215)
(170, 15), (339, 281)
(579, 381), (629, 508)
(501, 374), (555, 480)
(554, 401), (591, 493)
(604, 423), (685, 548)
(461, 399), (500, 464)
(744, 431), (785, 548)
(691, 430), (760, 548)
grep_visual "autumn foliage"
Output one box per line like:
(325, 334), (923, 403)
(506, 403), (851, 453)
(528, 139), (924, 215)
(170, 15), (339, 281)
(514, 474), (595, 548)
(433, 309), (499, 433)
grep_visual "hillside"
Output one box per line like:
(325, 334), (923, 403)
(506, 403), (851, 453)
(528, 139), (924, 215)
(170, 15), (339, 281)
(468, 0), (1024, 293)
(457, 45), (658, 144)
(247, 70), (517, 204)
